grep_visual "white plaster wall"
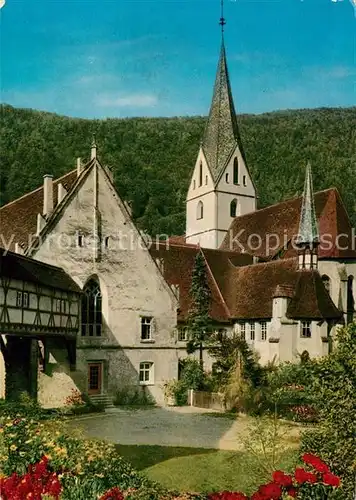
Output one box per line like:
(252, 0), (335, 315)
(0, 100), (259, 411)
(30, 164), (178, 406)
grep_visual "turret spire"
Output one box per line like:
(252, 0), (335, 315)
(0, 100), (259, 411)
(296, 162), (319, 269)
(296, 162), (319, 247)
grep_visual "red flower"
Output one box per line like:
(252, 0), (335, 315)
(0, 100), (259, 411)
(302, 453), (330, 474)
(286, 486), (298, 498)
(250, 493), (265, 500)
(272, 470), (293, 487)
(294, 467), (317, 484)
(323, 472), (341, 487)
(100, 487), (124, 500)
(258, 482), (282, 499)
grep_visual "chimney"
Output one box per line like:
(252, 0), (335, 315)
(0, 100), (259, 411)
(43, 175), (53, 216)
(36, 213), (46, 236)
(15, 243), (24, 254)
(57, 183), (67, 204)
(91, 136), (97, 160)
(77, 157), (83, 177)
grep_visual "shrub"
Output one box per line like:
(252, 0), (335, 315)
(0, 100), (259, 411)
(301, 322), (356, 499)
(113, 386), (155, 406)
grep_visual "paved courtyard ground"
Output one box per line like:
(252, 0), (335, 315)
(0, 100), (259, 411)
(69, 406), (301, 451)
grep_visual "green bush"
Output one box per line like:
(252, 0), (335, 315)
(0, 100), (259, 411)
(301, 322), (356, 499)
(113, 386), (155, 406)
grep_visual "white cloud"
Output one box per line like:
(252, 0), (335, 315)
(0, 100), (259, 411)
(96, 93), (158, 108)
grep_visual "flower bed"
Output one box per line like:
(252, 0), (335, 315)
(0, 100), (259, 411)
(0, 416), (341, 499)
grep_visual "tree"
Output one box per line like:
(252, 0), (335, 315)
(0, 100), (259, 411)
(186, 251), (213, 368)
(301, 322), (356, 499)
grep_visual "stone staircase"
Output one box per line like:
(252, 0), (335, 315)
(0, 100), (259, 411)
(89, 393), (115, 409)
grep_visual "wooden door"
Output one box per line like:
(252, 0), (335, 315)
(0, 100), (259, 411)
(88, 363), (102, 394)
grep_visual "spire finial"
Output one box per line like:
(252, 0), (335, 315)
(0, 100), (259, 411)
(91, 134), (97, 160)
(219, 0), (226, 35)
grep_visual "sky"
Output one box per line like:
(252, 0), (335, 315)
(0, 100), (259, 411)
(0, 0), (355, 118)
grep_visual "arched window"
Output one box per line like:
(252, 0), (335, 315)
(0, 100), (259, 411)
(81, 279), (102, 337)
(347, 275), (354, 324)
(197, 201), (203, 220)
(233, 158), (239, 185)
(230, 199), (238, 217)
(199, 162), (203, 187)
(322, 275), (331, 295)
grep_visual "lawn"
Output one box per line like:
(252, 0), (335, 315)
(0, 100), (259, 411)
(115, 444), (299, 496)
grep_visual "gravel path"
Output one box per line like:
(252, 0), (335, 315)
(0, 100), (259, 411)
(69, 407), (252, 450)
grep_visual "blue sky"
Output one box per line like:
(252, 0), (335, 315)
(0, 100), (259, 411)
(0, 0), (355, 118)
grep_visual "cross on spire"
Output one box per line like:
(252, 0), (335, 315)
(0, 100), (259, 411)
(219, 0), (226, 34)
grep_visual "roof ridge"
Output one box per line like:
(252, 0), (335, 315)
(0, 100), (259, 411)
(232, 187), (336, 221)
(0, 168), (77, 210)
(201, 248), (231, 318)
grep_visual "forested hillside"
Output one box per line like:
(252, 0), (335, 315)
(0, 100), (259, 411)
(1, 104), (355, 235)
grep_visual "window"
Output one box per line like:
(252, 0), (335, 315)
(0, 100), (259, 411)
(233, 158), (239, 185)
(193, 180), (196, 190)
(250, 322), (255, 341)
(141, 317), (152, 341)
(104, 236), (110, 248)
(197, 201), (204, 220)
(322, 275), (331, 294)
(230, 199), (238, 218)
(178, 327), (188, 342)
(347, 275), (354, 324)
(81, 279), (102, 336)
(77, 233), (83, 247)
(139, 362), (154, 385)
(199, 162), (203, 187)
(16, 291), (29, 308)
(240, 323), (246, 339)
(243, 175), (247, 187)
(205, 175), (208, 185)
(301, 321), (312, 338)
(225, 173), (229, 183)
(56, 299), (66, 313)
(261, 322), (267, 341)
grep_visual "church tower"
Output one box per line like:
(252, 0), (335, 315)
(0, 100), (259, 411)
(185, 11), (257, 249)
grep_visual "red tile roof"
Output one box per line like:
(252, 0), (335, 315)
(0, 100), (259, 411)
(150, 244), (342, 322)
(220, 188), (356, 260)
(0, 170), (78, 252)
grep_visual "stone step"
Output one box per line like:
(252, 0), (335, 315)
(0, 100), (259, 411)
(89, 394), (115, 408)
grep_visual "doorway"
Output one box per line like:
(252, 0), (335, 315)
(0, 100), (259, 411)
(88, 362), (102, 395)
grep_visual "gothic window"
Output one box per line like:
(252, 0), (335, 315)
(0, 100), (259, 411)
(205, 175), (208, 185)
(347, 276), (354, 324)
(197, 201), (204, 220)
(199, 162), (203, 187)
(322, 275), (331, 295)
(301, 321), (312, 338)
(243, 175), (247, 187)
(225, 173), (229, 183)
(230, 199), (238, 218)
(233, 158), (239, 185)
(81, 279), (102, 337)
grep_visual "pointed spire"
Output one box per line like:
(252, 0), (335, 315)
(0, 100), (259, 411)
(91, 135), (97, 160)
(201, 40), (245, 182)
(296, 162), (319, 247)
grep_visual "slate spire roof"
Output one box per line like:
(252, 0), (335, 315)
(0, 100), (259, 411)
(296, 162), (320, 247)
(202, 40), (246, 182)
